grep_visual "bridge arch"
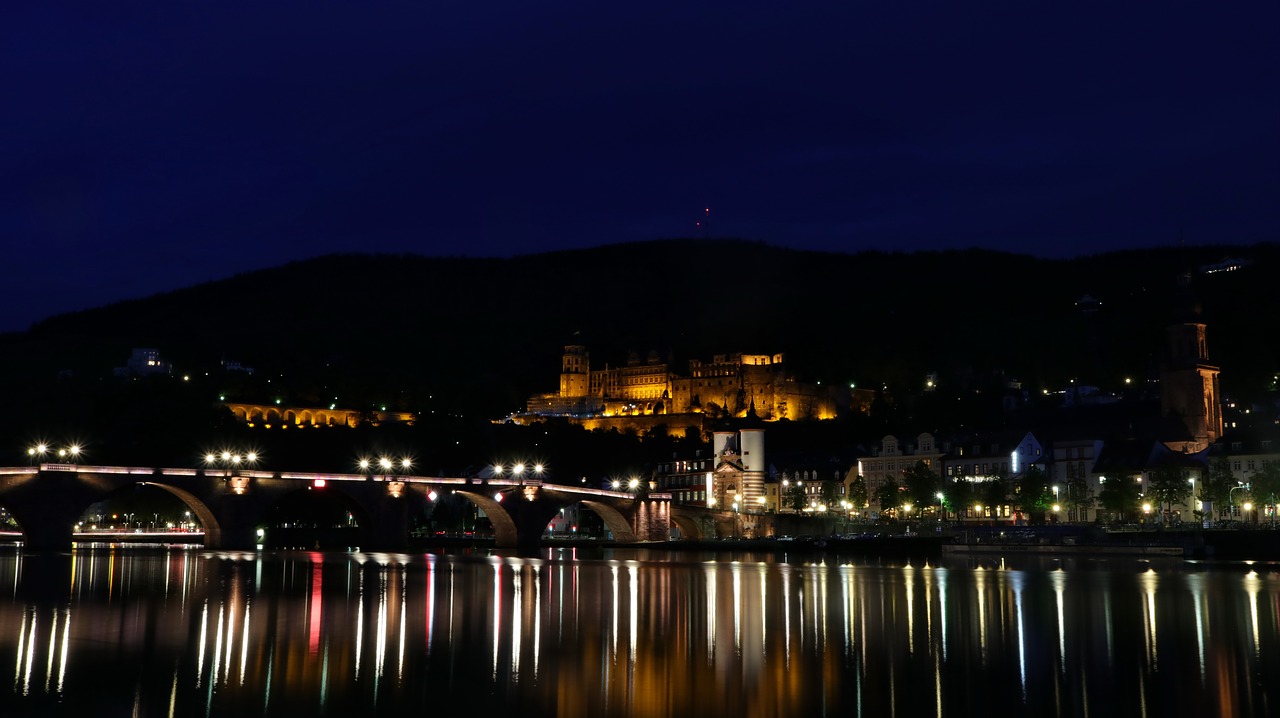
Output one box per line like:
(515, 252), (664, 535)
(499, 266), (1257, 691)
(134, 481), (220, 541)
(670, 512), (705, 540)
(579, 500), (640, 542)
(452, 490), (519, 546)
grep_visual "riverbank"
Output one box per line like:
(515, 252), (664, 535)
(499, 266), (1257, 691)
(411, 527), (1280, 562)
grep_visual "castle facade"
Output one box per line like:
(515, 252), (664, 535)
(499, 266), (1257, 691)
(523, 345), (853, 433)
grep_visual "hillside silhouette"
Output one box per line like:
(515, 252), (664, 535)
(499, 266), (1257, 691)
(1, 239), (1277, 472)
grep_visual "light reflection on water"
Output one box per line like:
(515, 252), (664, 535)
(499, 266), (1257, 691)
(1, 547), (1278, 717)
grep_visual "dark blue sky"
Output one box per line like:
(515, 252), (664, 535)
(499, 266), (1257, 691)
(4, 2), (1277, 332)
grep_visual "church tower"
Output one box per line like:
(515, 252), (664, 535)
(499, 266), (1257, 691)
(1159, 273), (1222, 452)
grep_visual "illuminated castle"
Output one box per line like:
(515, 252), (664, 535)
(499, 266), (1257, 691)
(523, 345), (852, 433)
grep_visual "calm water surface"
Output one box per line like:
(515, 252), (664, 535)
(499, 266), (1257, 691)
(1, 545), (1277, 717)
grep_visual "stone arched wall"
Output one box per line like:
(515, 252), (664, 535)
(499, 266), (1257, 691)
(223, 403), (415, 429)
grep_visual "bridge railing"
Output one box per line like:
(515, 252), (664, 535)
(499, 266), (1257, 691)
(8, 465), (666, 501)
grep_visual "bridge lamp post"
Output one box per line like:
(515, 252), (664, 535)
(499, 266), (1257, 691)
(57, 444), (82, 465)
(205, 451), (257, 493)
(28, 443), (49, 465)
(936, 492), (945, 523)
(491, 463), (515, 485)
(206, 451), (255, 474)
(379, 457), (395, 477)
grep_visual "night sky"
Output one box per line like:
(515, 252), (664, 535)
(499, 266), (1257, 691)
(5, 3), (1277, 332)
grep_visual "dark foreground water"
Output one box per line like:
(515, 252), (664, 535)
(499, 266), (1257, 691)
(0, 544), (1277, 717)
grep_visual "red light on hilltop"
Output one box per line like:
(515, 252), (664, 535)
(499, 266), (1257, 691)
(314, 478), (327, 488)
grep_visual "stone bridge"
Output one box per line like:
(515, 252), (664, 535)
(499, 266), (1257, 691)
(0, 465), (671, 551)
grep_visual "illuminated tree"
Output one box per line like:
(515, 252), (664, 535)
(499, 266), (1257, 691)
(1252, 462), (1280, 527)
(1065, 474), (1095, 520)
(848, 475), (869, 513)
(1098, 476), (1142, 523)
(902, 461), (941, 509)
(1202, 456), (1236, 520)
(785, 481), (807, 512)
(876, 477), (902, 516)
(1148, 464), (1193, 523)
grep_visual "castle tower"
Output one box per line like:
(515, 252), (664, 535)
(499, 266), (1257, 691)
(1159, 273), (1222, 451)
(739, 428), (766, 507)
(559, 345), (590, 398)
(708, 428), (766, 510)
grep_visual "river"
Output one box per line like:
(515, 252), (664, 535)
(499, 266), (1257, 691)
(1, 544), (1276, 717)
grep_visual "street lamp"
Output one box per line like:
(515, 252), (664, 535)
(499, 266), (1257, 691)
(936, 492), (945, 522)
(1230, 482), (1251, 519)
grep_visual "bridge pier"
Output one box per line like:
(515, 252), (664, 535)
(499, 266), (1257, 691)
(21, 523), (75, 552)
(363, 497), (410, 550)
(203, 506), (263, 550)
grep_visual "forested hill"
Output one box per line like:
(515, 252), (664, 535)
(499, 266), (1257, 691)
(3, 239), (1278, 426)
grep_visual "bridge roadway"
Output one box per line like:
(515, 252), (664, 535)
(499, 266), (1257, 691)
(0, 464), (676, 551)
